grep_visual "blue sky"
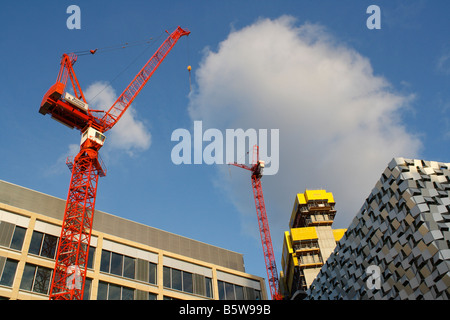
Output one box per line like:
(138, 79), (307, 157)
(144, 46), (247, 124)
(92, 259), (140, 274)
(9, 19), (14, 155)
(1, 1), (450, 297)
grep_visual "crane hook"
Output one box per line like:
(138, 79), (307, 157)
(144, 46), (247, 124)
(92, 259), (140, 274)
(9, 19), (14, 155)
(187, 65), (192, 92)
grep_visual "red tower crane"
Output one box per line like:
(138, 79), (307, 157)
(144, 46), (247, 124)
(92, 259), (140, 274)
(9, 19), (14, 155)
(229, 145), (282, 300)
(39, 26), (190, 300)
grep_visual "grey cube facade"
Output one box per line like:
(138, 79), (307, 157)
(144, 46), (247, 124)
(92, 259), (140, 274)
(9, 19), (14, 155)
(306, 158), (450, 300)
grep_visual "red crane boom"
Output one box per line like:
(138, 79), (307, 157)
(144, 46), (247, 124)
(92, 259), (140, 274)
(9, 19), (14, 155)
(39, 26), (190, 300)
(230, 145), (282, 300)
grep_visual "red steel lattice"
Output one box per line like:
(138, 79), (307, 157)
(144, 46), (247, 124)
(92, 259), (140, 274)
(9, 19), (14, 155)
(41, 27), (190, 300)
(230, 145), (282, 300)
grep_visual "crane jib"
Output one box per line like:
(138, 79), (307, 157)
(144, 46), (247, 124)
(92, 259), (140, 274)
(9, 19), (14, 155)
(101, 26), (190, 131)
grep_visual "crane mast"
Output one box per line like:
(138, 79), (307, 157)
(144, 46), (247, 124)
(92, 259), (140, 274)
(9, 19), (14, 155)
(39, 26), (190, 300)
(230, 145), (282, 300)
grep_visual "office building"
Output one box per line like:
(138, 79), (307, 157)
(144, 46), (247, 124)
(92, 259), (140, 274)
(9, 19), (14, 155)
(0, 179), (267, 300)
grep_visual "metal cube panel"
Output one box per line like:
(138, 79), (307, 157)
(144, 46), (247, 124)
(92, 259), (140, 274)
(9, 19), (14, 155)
(306, 158), (450, 300)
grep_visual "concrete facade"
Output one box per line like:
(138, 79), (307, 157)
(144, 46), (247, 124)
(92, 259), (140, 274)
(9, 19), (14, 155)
(0, 179), (266, 300)
(306, 158), (450, 300)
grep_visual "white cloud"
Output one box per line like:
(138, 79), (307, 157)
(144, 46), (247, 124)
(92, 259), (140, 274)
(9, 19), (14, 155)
(84, 81), (152, 156)
(188, 16), (422, 246)
(48, 82), (151, 176)
(437, 53), (450, 75)
(44, 143), (79, 176)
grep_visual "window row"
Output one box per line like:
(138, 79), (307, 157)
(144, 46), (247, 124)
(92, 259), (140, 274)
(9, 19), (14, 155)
(0, 258), (156, 300)
(163, 266), (213, 298)
(2, 258), (263, 300)
(217, 280), (262, 300)
(100, 250), (157, 284)
(1, 258), (56, 297)
(0, 223), (97, 269)
(97, 281), (157, 300)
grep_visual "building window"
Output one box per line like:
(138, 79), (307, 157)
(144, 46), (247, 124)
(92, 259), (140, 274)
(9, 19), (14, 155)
(10, 226), (26, 251)
(29, 231), (58, 259)
(100, 249), (111, 272)
(0, 222), (26, 251)
(163, 266), (210, 297)
(205, 277), (212, 298)
(97, 281), (134, 300)
(217, 280), (261, 300)
(101, 250), (132, 277)
(20, 263), (53, 295)
(149, 262), (157, 285)
(163, 266), (193, 294)
(110, 252), (123, 276)
(87, 246), (95, 269)
(83, 278), (92, 300)
(183, 271), (193, 294)
(100, 249), (155, 284)
(0, 258), (18, 287)
(123, 255), (135, 279)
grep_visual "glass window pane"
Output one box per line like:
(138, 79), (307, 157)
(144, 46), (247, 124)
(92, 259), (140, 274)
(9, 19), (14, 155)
(218, 281), (225, 300)
(235, 285), (244, 300)
(123, 256), (135, 279)
(33, 266), (52, 294)
(20, 264), (36, 291)
(255, 290), (261, 300)
(183, 271), (193, 293)
(0, 259), (18, 287)
(149, 263), (157, 285)
(41, 234), (58, 259)
(225, 282), (235, 300)
(172, 269), (182, 291)
(163, 266), (171, 288)
(110, 252), (123, 276)
(10, 227), (26, 251)
(148, 292), (157, 300)
(122, 287), (134, 300)
(108, 283), (121, 300)
(205, 277), (212, 298)
(29, 231), (43, 255)
(83, 278), (92, 300)
(97, 281), (108, 300)
(87, 246), (95, 269)
(100, 250), (111, 273)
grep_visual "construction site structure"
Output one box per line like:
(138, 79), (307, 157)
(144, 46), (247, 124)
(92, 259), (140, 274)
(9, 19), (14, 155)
(39, 26), (190, 300)
(230, 145), (282, 300)
(280, 190), (346, 299)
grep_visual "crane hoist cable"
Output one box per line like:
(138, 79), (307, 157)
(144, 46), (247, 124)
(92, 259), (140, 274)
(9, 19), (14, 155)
(70, 32), (166, 104)
(72, 34), (162, 56)
(186, 35), (192, 92)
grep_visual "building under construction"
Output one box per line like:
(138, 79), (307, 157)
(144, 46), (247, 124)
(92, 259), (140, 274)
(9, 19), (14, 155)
(280, 190), (346, 299)
(0, 179), (266, 300)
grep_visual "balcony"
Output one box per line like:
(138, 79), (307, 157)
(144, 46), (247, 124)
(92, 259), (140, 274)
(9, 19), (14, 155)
(293, 240), (320, 254)
(304, 214), (334, 227)
(297, 253), (323, 268)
